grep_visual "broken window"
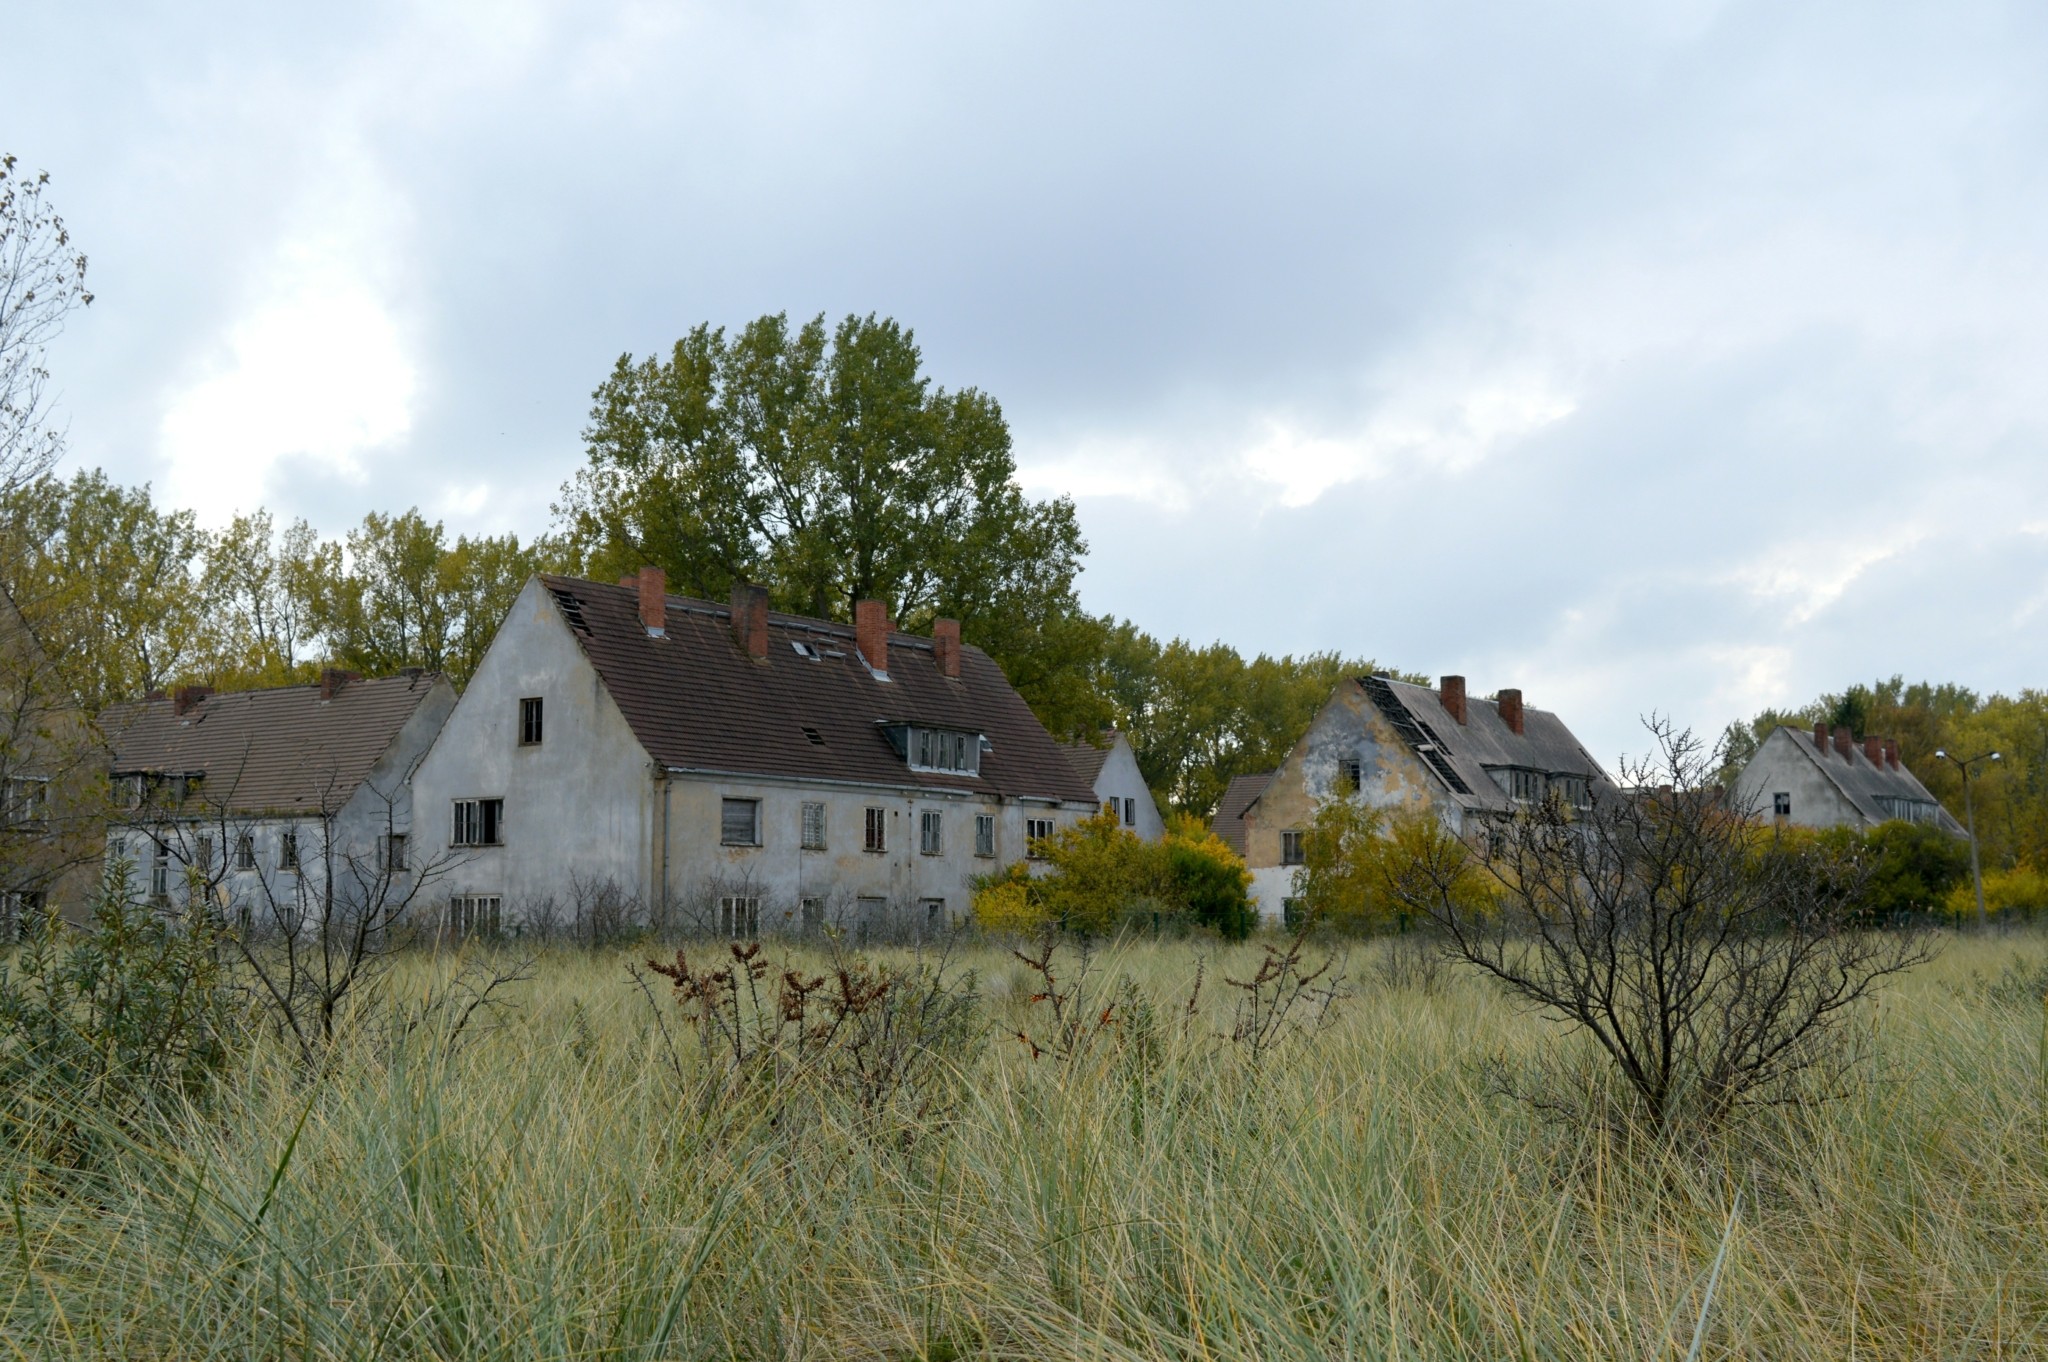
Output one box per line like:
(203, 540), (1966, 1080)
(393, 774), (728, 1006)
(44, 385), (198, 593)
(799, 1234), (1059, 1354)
(519, 696), (543, 746)
(975, 813), (996, 857)
(235, 832), (256, 871)
(893, 725), (982, 776)
(194, 833), (214, 873)
(381, 833), (409, 872)
(801, 801), (826, 850)
(800, 897), (824, 931)
(447, 894), (502, 936)
(452, 798), (505, 847)
(920, 898), (946, 933)
(920, 809), (942, 855)
(1025, 817), (1054, 858)
(1773, 792), (1791, 817)
(717, 895), (759, 938)
(3, 777), (49, 825)
(279, 829), (300, 872)
(1281, 830), (1305, 866)
(1338, 758), (1363, 792)
(720, 798), (761, 847)
(864, 806), (887, 853)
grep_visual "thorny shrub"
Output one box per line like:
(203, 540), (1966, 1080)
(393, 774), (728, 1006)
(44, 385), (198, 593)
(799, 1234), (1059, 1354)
(1219, 936), (1352, 1067)
(635, 937), (981, 1132)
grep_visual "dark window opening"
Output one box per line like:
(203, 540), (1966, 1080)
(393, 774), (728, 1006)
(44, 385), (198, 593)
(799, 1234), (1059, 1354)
(864, 806), (887, 853)
(519, 697), (544, 746)
(1281, 830), (1305, 866)
(452, 798), (505, 847)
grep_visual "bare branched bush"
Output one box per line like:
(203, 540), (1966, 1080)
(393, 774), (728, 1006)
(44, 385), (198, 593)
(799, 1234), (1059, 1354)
(1008, 930), (1158, 1070)
(1388, 716), (1936, 1137)
(634, 935), (981, 1130)
(1222, 935), (1351, 1066)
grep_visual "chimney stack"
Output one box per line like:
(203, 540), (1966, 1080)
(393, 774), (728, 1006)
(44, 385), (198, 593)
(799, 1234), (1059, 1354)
(933, 618), (961, 679)
(855, 599), (890, 676)
(1885, 738), (1901, 769)
(1440, 675), (1468, 725)
(637, 566), (666, 637)
(1833, 724), (1854, 759)
(729, 582), (769, 661)
(1813, 720), (1828, 752)
(173, 684), (212, 717)
(319, 668), (358, 702)
(1498, 688), (1525, 736)
(1863, 736), (1883, 765)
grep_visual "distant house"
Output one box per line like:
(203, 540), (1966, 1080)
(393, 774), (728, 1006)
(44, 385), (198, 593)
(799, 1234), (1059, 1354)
(408, 570), (1098, 940)
(1209, 770), (1274, 859)
(1236, 675), (1609, 924)
(100, 670), (456, 921)
(0, 586), (102, 931)
(1732, 723), (1963, 836)
(1058, 731), (1164, 840)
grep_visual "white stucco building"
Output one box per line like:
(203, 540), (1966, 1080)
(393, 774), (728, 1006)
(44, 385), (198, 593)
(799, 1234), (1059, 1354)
(1058, 731), (1165, 841)
(101, 670), (456, 922)
(1732, 723), (1963, 835)
(409, 569), (1099, 939)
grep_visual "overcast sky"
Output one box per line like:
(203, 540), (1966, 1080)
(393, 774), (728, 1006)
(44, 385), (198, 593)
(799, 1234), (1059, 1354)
(7, 0), (2047, 765)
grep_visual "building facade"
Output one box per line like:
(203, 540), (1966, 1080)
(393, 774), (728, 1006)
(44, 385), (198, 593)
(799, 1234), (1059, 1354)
(1059, 731), (1165, 841)
(1236, 674), (1609, 923)
(101, 670), (456, 923)
(409, 570), (1098, 939)
(1732, 723), (1963, 835)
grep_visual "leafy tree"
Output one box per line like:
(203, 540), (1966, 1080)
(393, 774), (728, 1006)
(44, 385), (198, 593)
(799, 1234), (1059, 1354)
(1159, 812), (1255, 939)
(556, 313), (1100, 734)
(0, 154), (92, 493)
(198, 509), (334, 688)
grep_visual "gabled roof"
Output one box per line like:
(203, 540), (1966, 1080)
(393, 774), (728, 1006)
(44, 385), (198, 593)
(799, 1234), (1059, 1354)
(102, 673), (445, 816)
(1211, 770), (1274, 857)
(538, 575), (1096, 804)
(1363, 676), (1608, 813)
(1057, 732), (1119, 789)
(1765, 726), (1965, 834)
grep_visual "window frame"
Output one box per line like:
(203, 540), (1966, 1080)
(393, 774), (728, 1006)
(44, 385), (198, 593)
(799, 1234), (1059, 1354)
(381, 832), (409, 872)
(234, 832), (256, 871)
(863, 806), (887, 853)
(1280, 830), (1306, 866)
(919, 809), (942, 856)
(720, 797), (762, 848)
(1025, 817), (1054, 858)
(278, 828), (300, 873)
(800, 801), (827, 851)
(451, 797), (505, 848)
(974, 813), (996, 858)
(716, 895), (760, 939)
(447, 893), (503, 937)
(518, 696), (544, 747)
(1773, 792), (1792, 818)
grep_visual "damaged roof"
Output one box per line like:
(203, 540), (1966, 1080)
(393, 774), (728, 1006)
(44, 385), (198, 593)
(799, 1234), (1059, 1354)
(1365, 676), (1609, 813)
(102, 673), (445, 816)
(539, 575), (1097, 804)
(1211, 770), (1274, 857)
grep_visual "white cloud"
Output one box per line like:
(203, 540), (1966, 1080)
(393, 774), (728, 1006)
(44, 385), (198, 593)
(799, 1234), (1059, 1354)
(1719, 530), (1927, 626)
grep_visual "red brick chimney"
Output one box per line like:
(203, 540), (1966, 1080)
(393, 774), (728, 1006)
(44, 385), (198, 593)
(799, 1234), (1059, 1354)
(729, 582), (769, 661)
(319, 668), (359, 701)
(933, 618), (961, 679)
(855, 599), (890, 675)
(1833, 724), (1854, 759)
(1497, 688), (1524, 736)
(1888, 738), (1902, 769)
(173, 684), (212, 717)
(637, 566), (666, 637)
(1813, 720), (1828, 752)
(1863, 736), (1883, 765)
(1440, 675), (1468, 725)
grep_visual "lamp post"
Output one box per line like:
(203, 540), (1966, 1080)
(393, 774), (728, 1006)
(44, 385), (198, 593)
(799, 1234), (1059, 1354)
(1935, 748), (2000, 930)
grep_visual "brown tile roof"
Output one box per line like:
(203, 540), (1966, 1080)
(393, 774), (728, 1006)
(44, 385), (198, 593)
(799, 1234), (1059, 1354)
(540, 575), (1097, 805)
(102, 673), (444, 816)
(1057, 733), (1116, 789)
(1210, 770), (1274, 857)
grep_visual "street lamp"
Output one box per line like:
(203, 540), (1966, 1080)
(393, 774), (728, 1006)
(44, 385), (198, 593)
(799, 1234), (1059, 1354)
(1934, 748), (2001, 929)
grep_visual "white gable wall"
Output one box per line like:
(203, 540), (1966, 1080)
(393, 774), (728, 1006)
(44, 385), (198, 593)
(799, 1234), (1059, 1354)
(1091, 735), (1165, 841)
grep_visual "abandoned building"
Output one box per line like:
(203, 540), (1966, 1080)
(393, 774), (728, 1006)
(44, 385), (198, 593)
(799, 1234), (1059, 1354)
(0, 586), (103, 931)
(1059, 730), (1165, 840)
(1236, 675), (1610, 922)
(408, 569), (1099, 938)
(100, 669), (456, 920)
(1731, 723), (1964, 836)
(1209, 770), (1273, 859)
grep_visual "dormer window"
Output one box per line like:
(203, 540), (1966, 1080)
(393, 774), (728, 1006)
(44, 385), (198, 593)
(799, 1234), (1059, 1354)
(879, 724), (983, 776)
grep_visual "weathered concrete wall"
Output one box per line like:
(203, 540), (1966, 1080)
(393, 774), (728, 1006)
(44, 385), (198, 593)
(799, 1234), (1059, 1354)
(1732, 728), (1864, 831)
(1091, 736), (1165, 842)
(411, 577), (659, 925)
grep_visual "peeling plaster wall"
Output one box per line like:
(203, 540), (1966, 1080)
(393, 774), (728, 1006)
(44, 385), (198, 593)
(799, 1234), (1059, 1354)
(1240, 680), (1464, 924)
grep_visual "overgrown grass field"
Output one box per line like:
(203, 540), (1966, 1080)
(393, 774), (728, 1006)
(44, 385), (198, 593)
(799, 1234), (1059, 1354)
(8, 931), (2048, 1359)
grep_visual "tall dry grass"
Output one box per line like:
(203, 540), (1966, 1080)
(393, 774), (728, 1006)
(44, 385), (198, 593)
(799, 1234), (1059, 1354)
(6, 930), (2048, 1358)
